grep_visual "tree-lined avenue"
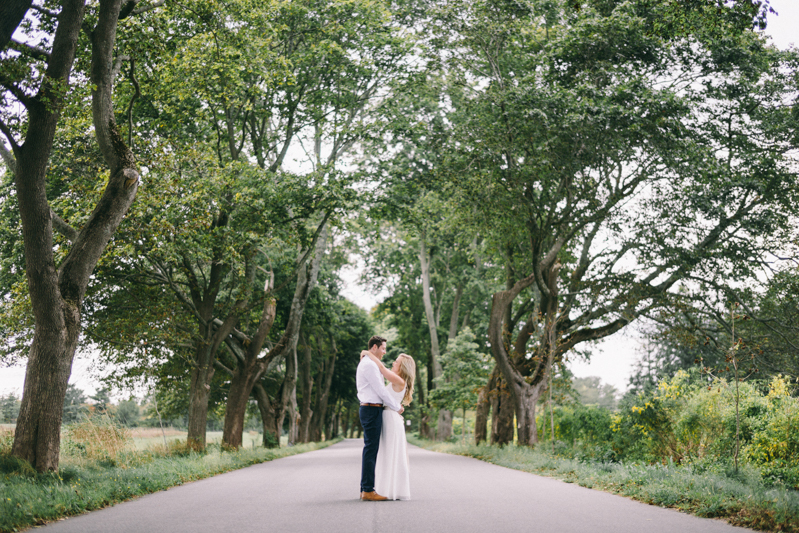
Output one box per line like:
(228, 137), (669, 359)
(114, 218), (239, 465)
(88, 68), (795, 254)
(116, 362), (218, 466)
(40, 439), (751, 533)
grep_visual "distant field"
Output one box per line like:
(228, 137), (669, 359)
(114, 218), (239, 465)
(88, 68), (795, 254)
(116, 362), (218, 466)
(2, 425), (282, 450)
(130, 428), (271, 449)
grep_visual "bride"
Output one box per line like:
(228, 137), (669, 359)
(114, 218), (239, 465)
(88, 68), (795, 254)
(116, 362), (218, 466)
(361, 350), (415, 501)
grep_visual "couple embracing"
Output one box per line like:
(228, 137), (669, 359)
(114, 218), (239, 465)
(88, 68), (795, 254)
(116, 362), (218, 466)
(356, 335), (415, 501)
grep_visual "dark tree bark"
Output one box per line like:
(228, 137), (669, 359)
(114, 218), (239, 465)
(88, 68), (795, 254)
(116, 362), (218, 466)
(11, 0), (143, 472)
(329, 399), (342, 439)
(281, 347), (299, 446)
(254, 382), (279, 448)
(474, 365), (494, 445)
(185, 254), (256, 450)
(298, 332), (313, 443)
(490, 369), (515, 445)
(488, 258), (561, 446)
(0, 0), (31, 50)
(417, 358), (431, 439)
(341, 404), (351, 438)
(309, 337), (336, 441)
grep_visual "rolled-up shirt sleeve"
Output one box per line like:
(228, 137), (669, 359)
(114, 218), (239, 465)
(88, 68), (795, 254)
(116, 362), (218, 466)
(368, 362), (402, 412)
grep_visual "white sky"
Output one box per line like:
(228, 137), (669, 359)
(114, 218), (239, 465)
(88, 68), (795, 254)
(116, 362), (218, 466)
(1, 2), (796, 397)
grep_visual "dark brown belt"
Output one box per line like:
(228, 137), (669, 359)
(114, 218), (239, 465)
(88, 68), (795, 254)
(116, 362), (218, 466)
(360, 403), (383, 407)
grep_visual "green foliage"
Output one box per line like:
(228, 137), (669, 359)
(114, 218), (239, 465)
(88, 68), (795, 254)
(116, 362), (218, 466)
(0, 393), (20, 424)
(114, 399), (142, 428)
(62, 385), (88, 425)
(612, 371), (799, 487)
(536, 404), (616, 461)
(430, 328), (491, 413)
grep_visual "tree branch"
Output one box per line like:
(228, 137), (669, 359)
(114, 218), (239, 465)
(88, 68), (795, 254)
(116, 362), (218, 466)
(0, 140), (16, 173)
(51, 209), (78, 242)
(0, 118), (20, 154)
(30, 4), (58, 17)
(0, 75), (31, 108)
(8, 38), (50, 61)
(0, 0), (33, 51)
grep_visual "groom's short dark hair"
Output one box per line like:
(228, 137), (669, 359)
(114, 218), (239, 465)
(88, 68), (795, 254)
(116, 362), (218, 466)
(368, 336), (386, 350)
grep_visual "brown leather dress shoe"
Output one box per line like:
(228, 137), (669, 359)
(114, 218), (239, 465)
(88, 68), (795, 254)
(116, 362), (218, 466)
(360, 491), (388, 501)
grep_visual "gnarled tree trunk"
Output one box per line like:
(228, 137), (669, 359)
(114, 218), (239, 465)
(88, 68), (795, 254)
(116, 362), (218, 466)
(490, 369), (515, 445)
(254, 382), (279, 448)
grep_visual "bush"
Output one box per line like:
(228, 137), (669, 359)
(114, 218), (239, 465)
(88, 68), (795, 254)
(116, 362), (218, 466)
(612, 371), (799, 473)
(537, 404), (616, 460)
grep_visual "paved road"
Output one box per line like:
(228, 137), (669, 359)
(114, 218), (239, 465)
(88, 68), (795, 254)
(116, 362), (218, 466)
(42, 439), (750, 532)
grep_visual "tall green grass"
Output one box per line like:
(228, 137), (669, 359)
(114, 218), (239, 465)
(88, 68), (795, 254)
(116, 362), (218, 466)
(409, 436), (799, 532)
(0, 424), (339, 533)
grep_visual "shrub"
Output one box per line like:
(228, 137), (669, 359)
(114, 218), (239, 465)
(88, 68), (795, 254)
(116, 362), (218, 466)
(537, 404), (616, 460)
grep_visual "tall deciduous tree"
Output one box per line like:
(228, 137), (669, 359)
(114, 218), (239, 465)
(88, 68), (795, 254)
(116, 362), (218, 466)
(1, 0), (161, 471)
(429, 0), (796, 446)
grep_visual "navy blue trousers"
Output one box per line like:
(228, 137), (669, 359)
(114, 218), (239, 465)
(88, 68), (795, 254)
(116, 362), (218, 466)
(359, 405), (383, 493)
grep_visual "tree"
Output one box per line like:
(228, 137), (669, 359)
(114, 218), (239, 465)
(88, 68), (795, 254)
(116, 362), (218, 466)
(61, 384), (87, 424)
(429, 328), (491, 441)
(115, 398), (141, 427)
(407, 0), (798, 447)
(573, 377), (618, 410)
(90, 387), (112, 415)
(0, 392), (21, 424)
(1, 0), (165, 471)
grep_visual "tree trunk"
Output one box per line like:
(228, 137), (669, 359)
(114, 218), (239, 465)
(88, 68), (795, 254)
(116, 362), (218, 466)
(0, 0), (32, 50)
(419, 236), (452, 440)
(488, 260), (559, 446)
(474, 366), (494, 445)
(277, 345), (298, 445)
(187, 343), (215, 450)
(287, 379), (299, 446)
(329, 399), (342, 439)
(448, 282), (463, 342)
(342, 405), (351, 438)
(254, 382), (279, 448)
(298, 333), (313, 443)
(309, 338), (336, 441)
(490, 370), (515, 445)
(221, 358), (264, 449)
(12, 314), (81, 471)
(417, 358), (432, 439)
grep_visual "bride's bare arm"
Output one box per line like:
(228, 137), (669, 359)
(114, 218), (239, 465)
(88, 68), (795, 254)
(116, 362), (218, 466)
(361, 350), (405, 389)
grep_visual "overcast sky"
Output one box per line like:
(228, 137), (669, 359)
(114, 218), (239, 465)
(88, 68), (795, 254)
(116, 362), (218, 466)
(1, 1), (797, 397)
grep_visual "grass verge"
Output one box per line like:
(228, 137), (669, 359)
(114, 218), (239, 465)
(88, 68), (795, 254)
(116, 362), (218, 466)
(0, 438), (340, 533)
(409, 436), (799, 532)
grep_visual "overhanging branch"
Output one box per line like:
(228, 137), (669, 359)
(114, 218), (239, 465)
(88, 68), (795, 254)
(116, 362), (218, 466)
(51, 209), (78, 242)
(8, 38), (50, 60)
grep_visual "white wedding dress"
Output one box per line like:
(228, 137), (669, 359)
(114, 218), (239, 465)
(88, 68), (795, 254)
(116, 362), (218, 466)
(374, 383), (411, 500)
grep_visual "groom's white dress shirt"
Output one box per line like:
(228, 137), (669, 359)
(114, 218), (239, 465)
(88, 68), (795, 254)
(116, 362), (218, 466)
(356, 356), (402, 412)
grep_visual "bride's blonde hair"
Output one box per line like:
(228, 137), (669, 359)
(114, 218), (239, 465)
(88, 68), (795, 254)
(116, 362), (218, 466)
(396, 354), (416, 406)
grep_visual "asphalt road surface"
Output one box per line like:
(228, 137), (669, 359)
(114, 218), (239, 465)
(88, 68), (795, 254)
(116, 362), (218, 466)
(40, 439), (751, 533)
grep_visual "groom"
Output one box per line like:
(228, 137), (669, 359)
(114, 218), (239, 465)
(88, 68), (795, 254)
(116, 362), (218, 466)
(357, 335), (403, 501)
